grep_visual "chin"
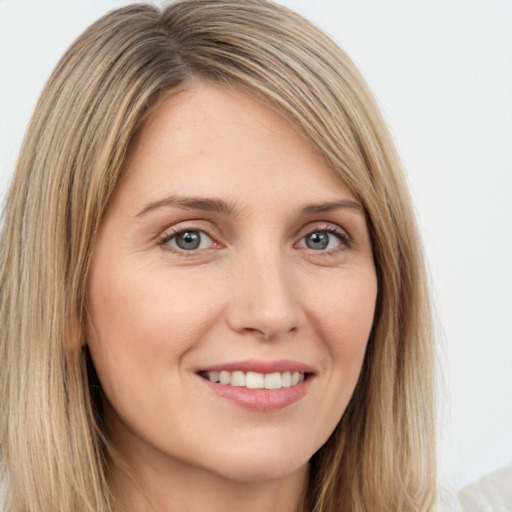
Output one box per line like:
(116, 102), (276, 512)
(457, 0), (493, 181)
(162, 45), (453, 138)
(201, 437), (313, 483)
(213, 457), (308, 484)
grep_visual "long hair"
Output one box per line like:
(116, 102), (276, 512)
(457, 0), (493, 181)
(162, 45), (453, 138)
(0, 1), (436, 510)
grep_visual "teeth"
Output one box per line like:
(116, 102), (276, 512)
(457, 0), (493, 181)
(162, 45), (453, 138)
(219, 371), (230, 385)
(208, 371), (219, 383)
(231, 370), (245, 387)
(264, 372), (281, 389)
(246, 371), (264, 389)
(205, 370), (306, 389)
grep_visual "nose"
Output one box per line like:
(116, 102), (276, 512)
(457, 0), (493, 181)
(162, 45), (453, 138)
(226, 248), (301, 341)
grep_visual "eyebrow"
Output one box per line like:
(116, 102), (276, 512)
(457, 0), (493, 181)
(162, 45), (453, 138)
(136, 195), (237, 217)
(300, 199), (364, 215)
(136, 195), (364, 218)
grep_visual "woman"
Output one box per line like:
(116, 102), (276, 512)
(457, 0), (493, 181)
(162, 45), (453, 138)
(0, 1), (435, 511)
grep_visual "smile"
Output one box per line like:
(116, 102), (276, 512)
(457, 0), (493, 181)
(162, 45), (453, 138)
(201, 370), (306, 389)
(196, 361), (314, 412)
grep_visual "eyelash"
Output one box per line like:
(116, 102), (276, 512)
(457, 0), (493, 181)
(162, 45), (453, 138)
(158, 224), (352, 256)
(300, 225), (352, 252)
(158, 227), (217, 254)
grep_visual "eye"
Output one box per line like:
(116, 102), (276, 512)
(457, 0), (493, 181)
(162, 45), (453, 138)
(161, 229), (215, 251)
(297, 228), (348, 251)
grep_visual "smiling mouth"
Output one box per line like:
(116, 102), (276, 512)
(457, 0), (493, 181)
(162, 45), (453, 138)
(199, 370), (307, 389)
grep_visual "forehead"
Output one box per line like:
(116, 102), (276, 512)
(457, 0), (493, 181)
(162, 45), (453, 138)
(114, 81), (357, 212)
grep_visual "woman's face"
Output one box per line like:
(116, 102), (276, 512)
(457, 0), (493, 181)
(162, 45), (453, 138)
(87, 82), (377, 485)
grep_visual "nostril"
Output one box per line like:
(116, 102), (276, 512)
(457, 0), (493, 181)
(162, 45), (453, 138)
(241, 326), (296, 341)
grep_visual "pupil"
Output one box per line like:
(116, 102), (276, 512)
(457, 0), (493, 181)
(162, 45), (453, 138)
(306, 232), (329, 250)
(176, 231), (201, 250)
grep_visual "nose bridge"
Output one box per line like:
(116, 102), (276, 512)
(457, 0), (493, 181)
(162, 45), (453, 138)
(227, 241), (299, 339)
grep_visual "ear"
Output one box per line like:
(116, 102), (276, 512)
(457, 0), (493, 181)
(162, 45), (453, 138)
(69, 314), (86, 347)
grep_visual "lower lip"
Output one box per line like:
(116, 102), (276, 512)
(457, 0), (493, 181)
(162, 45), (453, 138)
(200, 377), (311, 412)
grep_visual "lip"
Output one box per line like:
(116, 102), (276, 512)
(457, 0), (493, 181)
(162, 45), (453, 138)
(196, 359), (315, 412)
(198, 358), (316, 374)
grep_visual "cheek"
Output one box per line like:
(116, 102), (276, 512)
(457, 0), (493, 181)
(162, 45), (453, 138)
(304, 267), (377, 408)
(291, 268), (377, 451)
(90, 258), (217, 336)
(307, 268), (377, 352)
(85, 258), (223, 395)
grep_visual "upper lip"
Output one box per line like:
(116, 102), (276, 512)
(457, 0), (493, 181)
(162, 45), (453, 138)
(197, 359), (316, 375)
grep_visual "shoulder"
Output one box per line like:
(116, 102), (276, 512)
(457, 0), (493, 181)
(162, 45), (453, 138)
(457, 466), (512, 511)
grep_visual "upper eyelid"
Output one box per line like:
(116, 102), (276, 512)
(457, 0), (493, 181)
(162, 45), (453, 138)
(158, 228), (219, 257)
(302, 228), (348, 242)
(161, 227), (211, 241)
(295, 225), (354, 253)
(159, 221), (221, 239)
(295, 222), (351, 240)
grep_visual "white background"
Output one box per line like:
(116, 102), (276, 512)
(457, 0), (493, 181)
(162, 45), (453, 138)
(1, 0), (511, 494)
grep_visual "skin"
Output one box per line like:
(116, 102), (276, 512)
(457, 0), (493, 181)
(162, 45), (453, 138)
(86, 81), (377, 512)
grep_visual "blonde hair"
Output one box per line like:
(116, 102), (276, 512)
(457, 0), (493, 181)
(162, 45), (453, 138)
(0, 1), (435, 511)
